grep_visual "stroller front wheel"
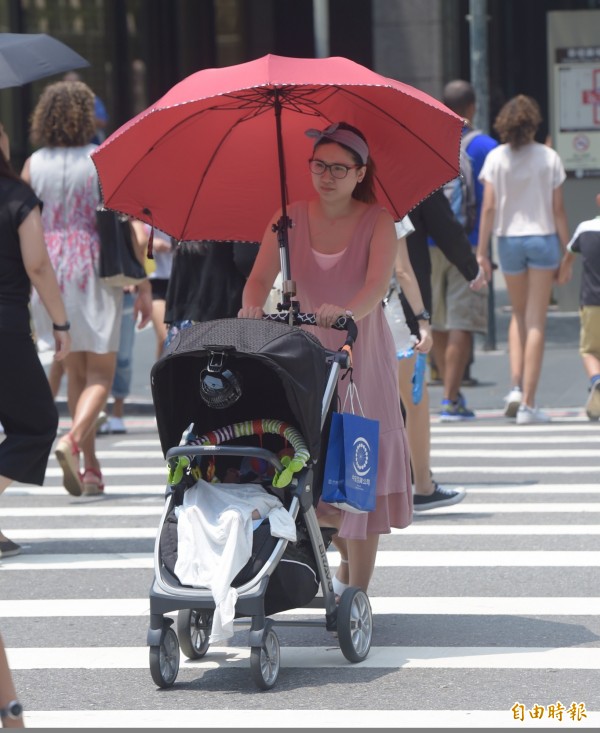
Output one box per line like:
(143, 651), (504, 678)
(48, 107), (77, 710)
(177, 608), (212, 659)
(337, 587), (373, 663)
(250, 628), (280, 690)
(149, 626), (180, 688)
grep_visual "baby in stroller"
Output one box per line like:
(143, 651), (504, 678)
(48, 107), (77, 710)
(147, 316), (373, 690)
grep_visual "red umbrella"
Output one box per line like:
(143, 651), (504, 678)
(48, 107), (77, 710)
(92, 53), (462, 252)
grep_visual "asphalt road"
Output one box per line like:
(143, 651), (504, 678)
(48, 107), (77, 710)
(2, 402), (599, 728)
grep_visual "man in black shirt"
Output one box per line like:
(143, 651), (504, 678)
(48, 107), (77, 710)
(395, 189), (484, 511)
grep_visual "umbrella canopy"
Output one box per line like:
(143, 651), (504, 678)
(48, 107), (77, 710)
(92, 54), (463, 245)
(0, 32), (89, 89)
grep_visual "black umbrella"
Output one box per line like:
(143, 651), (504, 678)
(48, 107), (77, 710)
(0, 32), (89, 89)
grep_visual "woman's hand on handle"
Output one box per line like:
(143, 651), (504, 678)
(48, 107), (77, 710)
(315, 303), (347, 329)
(238, 306), (265, 319)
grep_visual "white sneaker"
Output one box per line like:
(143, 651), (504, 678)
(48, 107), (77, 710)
(97, 420), (111, 435)
(97, 416), (127, 435)
(108, 416), (127, 434)
(503, 386), (522, 418)
(96, 410), (108, 432)
(516, 404), (551, 425)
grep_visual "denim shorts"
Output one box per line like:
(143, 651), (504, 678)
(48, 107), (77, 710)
(497, 234), (561, 275)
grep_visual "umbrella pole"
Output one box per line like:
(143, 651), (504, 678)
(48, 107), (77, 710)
(273, 90), (297, 320)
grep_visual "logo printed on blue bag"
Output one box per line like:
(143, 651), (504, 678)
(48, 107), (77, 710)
(352, 436), (372, 484)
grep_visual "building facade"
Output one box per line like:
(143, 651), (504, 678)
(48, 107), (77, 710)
(1, 0), (599, 306)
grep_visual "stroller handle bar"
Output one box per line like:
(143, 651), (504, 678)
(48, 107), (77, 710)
(263, 312), (357, 352)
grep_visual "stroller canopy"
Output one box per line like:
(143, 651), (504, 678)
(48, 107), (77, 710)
(151, 318), (331, 462)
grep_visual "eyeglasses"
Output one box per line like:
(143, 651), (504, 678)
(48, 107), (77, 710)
(308, 159), (363, 179)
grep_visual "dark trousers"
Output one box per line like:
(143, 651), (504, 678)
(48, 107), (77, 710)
(0, 332), (58, 486)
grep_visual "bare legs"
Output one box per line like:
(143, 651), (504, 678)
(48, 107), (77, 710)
(63, 351), (117, 473)
(151, 298), (168, 360)
(0, 633), (24, 728)
(397, 356), (434, 494)
(318, 513), (379, 592)
(331, 533), (380, 592)
(111, 396), (125, 420)
(582, 353), (600, 381)
(47, 360), (65, 398)
(431, 329), (473, 403)
(504, 268), (556, 408)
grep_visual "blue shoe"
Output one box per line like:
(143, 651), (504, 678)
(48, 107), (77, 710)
(585, 379), (600, 421)
(440, 397), (475, 422)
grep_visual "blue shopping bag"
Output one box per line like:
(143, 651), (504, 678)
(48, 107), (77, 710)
(321, 409), (379, 514)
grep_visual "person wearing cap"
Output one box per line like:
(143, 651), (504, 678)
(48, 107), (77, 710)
(239, 121), (431, 597)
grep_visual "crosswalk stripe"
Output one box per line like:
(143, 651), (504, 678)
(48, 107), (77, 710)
(453, 485), (600, 493)
(44, 467), (166, 477)
(8, 523), (600, 540)
(5, 485), (164, 496)
(431, 448), (600, 458)
(68, 451), (165, 460)
(48, 447), (600, 459)
(112, 439), (161, 447)
(2, 506), (163, 516)
(431, 435), (600, 444)
(4, 502), (600, 517)
(4, 550), (600, 570)
(428, 466), (600, 474)
(8, 645), (600, 670)
(11, 528), (158, 539)
(410, 502), (600, 512)
(22, 709), (600, 728)
(399, 524), (600, 534)
(39, 464), (600, 478)
(6, 483), (600, 497)
(3, 596), (600, 617)
(431, 422), (595, 431)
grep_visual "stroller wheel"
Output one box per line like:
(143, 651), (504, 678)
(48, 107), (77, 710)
(250, 627), (280, 690)
(337, 587), (373, 663)
(177, 608), (212, 659)
(149, 626), (180, 688)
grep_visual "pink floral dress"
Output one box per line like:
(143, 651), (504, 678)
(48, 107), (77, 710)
(29, 145), (123, 353)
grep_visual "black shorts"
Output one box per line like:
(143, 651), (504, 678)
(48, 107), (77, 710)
(150, 278), (169, 301)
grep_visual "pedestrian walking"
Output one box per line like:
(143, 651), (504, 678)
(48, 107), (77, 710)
(430, 80), (497, 422)
(22, 80), (150, 496)
(390, 191), (485, 510)
(561, 192), (600, 421)
(477, 94), (570, 424)
(239, 121), (424, 594)
(0, 120), (70, 558)
(98, 221), (152, 435)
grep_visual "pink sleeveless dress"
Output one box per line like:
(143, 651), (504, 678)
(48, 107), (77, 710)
(287, 201), (413, 539)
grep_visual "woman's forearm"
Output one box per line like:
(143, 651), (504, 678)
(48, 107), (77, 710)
(28, 261), (68, 326)
(242, 277), (272, 311)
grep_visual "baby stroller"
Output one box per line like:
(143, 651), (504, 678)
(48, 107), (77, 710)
(147, 314), (373, 690)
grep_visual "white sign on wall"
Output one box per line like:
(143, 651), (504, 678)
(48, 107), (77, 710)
(553, 46), (600, 177)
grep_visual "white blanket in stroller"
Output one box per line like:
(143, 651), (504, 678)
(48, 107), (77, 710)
(174, 479), (297, 642)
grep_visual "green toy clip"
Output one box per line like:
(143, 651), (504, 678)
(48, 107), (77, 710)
(167, 455), (190, 486)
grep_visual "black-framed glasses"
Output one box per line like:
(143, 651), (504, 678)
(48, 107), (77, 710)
(308, 158), (362, 179)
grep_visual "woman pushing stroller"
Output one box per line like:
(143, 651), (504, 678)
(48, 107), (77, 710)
(238, 121), (431, 594)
